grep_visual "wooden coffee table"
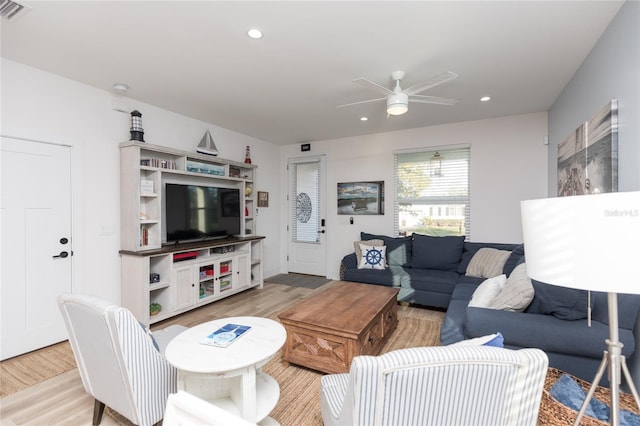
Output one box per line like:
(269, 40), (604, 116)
(277, 281), (399, 374)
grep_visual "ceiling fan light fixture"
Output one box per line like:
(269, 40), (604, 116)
(247, 28), (263, 39)
(386, 93), (408, 115)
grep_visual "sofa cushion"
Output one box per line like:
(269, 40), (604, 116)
(342, 264), (414, 288)
(410, 234), (464, 271)
(465, 307), (636, 359)
(591, 292), (640, 329)
(526, 280), (590, 320)
(468, 275), (507, 308)
(466, 248), (511, 278)
(361, 232), (412, 267)
(486, 263), (534, 312)
(357, 243), (386, 270)
(354, 238), (384, 259)
(404, 268), (460, 294)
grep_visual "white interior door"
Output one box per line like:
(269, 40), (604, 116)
(1, 137), (72, 360)
(287, 156), (327, 276)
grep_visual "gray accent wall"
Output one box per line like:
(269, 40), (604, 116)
(548, 0), (640, 195)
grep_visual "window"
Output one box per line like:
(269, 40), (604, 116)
(394, 146), (470, 238)
(289, 159), (320, 243)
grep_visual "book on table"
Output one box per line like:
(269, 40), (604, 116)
(200, 323), (251, 348)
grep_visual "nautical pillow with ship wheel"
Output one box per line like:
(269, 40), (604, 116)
(357, 243), (387, 270)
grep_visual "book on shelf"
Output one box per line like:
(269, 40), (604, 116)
(140, 226), (149, 246)
(140, 158), (177, 169)
(200, 323), (251, 348)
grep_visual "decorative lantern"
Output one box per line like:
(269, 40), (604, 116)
(244, 146), (252, 164)
(430, 151), (442, 177)
(130, 110), (145, 142)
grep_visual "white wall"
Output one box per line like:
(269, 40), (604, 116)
(549, 0), (640, 194)
(281, 112), (549, 279)
(1, 57), (550, 296)
(1, 58), (282, 303)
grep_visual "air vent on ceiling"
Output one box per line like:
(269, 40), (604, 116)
(1, 0), (30, 21)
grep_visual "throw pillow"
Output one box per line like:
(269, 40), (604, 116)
(357, 243), (387, 270)
(353, 238), (384, 259)
(502, 244), (525, 276)
(466, 248), (512, 278)
(361, 232), (412, 267)
(526, 280), (590, 320)
(468, 274), (507, 308)
(410, 234), (465, 271)
(487, 263), (534, 312)
(450, 332), (504, 348)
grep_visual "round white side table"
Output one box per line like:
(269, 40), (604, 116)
(165, 316), (286, 424)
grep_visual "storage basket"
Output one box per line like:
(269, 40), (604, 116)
(538, 367), (639, 425)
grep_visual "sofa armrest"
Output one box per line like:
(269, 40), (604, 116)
(340, 253), (358, 280)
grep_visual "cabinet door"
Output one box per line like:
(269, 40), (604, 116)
(234, 254), (250, 289)
(197, 261), (216, 301)
(172, 265), (195, 311)
(218, 258), (234, 293)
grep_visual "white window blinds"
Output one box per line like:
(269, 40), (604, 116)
(394, 147), (470, 238)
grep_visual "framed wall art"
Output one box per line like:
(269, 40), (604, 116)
(257, 191), (269, 207)
(558, 100), (618, 196)
(337, 181), (384, 215)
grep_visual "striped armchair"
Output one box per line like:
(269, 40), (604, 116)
(58, 294), (187, 426)
(321, 345), (549, 426)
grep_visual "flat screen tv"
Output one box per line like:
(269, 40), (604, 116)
(165, 183), (241, 244)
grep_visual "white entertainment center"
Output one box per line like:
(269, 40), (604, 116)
(119, 141), (264, 325)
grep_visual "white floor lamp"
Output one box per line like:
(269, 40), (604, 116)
(521, 191), (640, 426)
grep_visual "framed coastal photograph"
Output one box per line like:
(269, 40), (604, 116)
(257, 191), (269, 207)
(337, 181), (384, 215)
(558, 100), (618, 196)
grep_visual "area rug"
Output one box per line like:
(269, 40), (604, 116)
(264, 273), (332, 289)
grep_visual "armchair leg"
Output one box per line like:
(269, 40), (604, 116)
(92, 399), (105, 425)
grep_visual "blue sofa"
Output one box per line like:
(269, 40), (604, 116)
(340, 232), (640, 387)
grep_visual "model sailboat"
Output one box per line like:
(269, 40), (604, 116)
(196, 130), (219, 156)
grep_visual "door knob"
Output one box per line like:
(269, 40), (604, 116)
(53, 251), (69, 259)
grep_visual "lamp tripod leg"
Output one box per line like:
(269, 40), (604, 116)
(573, 352), (609, 426)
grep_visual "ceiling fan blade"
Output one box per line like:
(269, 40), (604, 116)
(409, 95), (458, 106)
(404, 71), (458, 96)
(352, 78), (395, 95)
(336, 97), (386, 108)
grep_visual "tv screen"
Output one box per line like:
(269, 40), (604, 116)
(165, 183), (241, 244)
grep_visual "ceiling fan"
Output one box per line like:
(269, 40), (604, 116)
(337, 70), (458, 116)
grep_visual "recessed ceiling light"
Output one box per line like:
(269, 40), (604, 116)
(360, 117), (368, 121)
(480, 96), (491, 102)
(247, 28), (263, 39)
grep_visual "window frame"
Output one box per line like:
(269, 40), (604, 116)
(393, 145), (470, 238)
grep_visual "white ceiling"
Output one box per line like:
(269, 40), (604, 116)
(1, 1), (624, 145)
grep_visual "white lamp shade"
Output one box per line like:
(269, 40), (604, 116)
(521, 191), (640, 294)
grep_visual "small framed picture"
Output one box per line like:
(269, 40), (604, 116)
(257, 191), (269, 207)
(140, 180), (154, 195)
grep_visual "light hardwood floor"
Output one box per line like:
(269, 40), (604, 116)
(0, 282), (320, 425)
(0, 281), (445, 426)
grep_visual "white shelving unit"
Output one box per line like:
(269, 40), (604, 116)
(119, 141), (264, 324)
